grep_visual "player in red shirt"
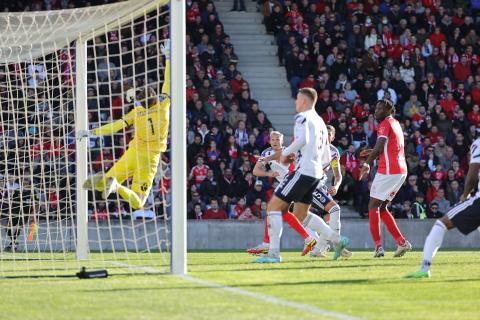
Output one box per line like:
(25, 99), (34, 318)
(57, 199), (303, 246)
(359, 100), (412, 258)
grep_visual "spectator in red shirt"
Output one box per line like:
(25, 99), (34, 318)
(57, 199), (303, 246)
(204, 198), (228, 219)
(322, 105), (339, 124)
(468, 104), (480, 127)
(186, 1), (200, 23)
(452, 161), (465, 180)
(412, 105), (427, 129)
(91, 202), (109, 221)
(471, 82), (480, 105)
(431, 164), (446, 181)
(451, 8), (465, 27)
(440, 92), (458, 119)
(238, 207), (257, 220)
(387, 37), (403, 61)
(189, 156), (210, 187)
(426, 179), (442, 204)
(230, 72), (247, 95)
(340, 144), (359, 174)
(429, 26), (447, 47)
(426, 125), (442, 145)
(453, 55), (472, 81)
(298, 74), (315, 89)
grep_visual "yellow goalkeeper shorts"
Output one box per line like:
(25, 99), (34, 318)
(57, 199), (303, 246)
(104, 147), (161, 198)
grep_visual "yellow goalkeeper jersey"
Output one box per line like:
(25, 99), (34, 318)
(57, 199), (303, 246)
(123, 95), (170, 152)
(94, 95), (170, 153)
(94, 59), (171, 153)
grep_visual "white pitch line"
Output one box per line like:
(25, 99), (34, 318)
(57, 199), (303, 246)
(179, 275), (363, 320)
(105, 260), (167, 274)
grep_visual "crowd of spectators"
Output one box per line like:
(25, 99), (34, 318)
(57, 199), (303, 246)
(186, 0), (281, 220)
(2, 0), (479, 222)
(260, 0), (480, 218)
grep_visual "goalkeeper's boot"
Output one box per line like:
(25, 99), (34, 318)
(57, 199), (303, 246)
(393, 240), (412, 258)
(341, 248), (353, 259)
(333, 236), (349, 260)
(301, 236), (317, 256)
(83, 173), (103, 190)
(247, 242), (269, 255)
(374, 246), (385, 258)
(405, 270), (431, 279)
(253, 255), (281, 263)
(102, 177), (119, 200)
(4, 243), (16, 252)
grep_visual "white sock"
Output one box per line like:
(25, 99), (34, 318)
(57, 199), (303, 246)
(316, 233), (329, 251)
(303, 212), (340, 244)
(267, 211), (282, 258)
(305, 227), (320, 241)
(329, 204), (341, 235)
(421, 220), (447, 272)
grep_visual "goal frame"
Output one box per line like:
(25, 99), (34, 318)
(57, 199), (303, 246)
(74, 0), (186, 274)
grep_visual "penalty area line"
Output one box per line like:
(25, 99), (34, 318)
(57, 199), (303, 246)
(179, 275), (363, 320)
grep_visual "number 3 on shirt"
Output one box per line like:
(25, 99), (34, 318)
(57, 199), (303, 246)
(148, 117), (155, 135)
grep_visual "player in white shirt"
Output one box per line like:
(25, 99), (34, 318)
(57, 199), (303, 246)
(254, 88), (349, 263)
(247, 131), (319, 255)
(406, 137), (480, 278)
(309, 125), (352, 258)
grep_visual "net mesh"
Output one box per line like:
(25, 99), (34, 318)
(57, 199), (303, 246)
(0, 0), (171, 278)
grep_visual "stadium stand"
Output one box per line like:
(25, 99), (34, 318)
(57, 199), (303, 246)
(262, 0), (480, 219)
(1, 0), (479, 221)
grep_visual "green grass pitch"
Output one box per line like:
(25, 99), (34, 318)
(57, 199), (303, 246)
(1, 251), (479, 320)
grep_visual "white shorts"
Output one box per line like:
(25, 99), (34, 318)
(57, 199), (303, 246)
(370, 173), (407, 202)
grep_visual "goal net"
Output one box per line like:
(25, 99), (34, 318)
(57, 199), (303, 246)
(0, 0), (172, 278)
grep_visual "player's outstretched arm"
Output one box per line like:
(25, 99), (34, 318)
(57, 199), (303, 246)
(160, 39), (170, 96)
(92, 118), (130, 137)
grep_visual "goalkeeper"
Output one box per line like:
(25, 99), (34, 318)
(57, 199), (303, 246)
(78, 40), (170, 209)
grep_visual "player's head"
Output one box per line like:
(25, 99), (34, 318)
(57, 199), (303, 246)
(374, 99), (395, 121)
(296, 88), (317, 112)
(126, 86), (158, 107)
(326, 125), (335, 143)
(269, 131), (284, 149)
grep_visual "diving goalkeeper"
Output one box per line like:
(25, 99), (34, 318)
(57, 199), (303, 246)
(78, 40), (170, 209)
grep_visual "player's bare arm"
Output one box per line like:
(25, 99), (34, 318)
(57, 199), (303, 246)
(328, 159), (342, 196)
(252, 160), (279, 178)
(359, 137), (387, 180)
(460, 163), (480, 201)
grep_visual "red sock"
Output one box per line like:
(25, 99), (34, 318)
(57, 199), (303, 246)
(282, 211), (309, 240)
(263, 216), (269, 244)
(380, 209), (405, 245)
(369, 208), (382, 248)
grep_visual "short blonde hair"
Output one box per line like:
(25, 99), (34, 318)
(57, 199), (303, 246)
(270, 131), (284, 140)
(298, 87), (318, 105)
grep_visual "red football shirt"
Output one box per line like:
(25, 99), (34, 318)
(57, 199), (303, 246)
(377, 116), (407, 175)
(190, 164), (209, 185)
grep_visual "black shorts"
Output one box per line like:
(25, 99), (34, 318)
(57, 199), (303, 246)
(311, 184), (334, 212)
(447, 196), (480, 235)
(275, 171), (320, 204)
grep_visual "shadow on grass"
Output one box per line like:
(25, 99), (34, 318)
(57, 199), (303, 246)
(79, 276), (480, 294)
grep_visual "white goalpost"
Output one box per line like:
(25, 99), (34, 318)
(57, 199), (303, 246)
(0, 0), (187, 277)
(170, 0), (187, 275)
